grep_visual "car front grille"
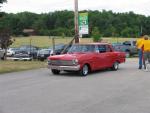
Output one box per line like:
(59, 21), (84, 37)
(51, 60), (73, 66)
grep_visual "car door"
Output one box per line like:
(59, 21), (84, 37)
(104, 45), (115, 67)
(96, 45), (109, 69)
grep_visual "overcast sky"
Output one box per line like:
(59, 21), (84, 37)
(1, 0), (150, 16)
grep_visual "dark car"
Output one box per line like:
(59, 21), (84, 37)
(50, 44), (71, 55)
(19, 45), (39, 59)
(37, 49), (51, 61)
(12, 51), (32, 61)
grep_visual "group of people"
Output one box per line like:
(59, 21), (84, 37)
(136, 35), (150, 70)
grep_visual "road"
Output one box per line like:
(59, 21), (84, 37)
(0, 58), (150, 113)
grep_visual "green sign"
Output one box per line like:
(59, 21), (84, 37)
(79, 13), (89, 35)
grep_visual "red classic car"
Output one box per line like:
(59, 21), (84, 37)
(48, 43), (126, 76)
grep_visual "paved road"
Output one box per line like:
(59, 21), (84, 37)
(0, 58), (150, 113)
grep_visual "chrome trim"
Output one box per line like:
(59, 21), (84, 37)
(48, 65), (80, 71)
(50, 60), (74, 66)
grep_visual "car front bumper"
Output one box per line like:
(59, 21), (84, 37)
(48, 65), (80, 71)
(12, 58), (32, 61)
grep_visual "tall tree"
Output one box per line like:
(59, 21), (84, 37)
(0, 28), (13, 60)
(0, 0), (7, 7)
(0, 0), (7, 17)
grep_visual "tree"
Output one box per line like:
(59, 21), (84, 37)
(0, 0), (7, 17)
(0, 0), (7, 8)
(92, 27), (102, 42)
(0, 28), (14, 60)
(0, 10), (150, 37)
(121, 27), (133, 37)
(0, 0), (7, 3)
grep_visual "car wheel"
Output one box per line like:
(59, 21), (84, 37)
(51, 69), (60, 75)
(79, 64), (89, 76)
(1, 56), (4, 60)
(111, 62), (119, 71)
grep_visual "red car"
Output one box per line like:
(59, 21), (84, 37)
(48, 43), (126, 76)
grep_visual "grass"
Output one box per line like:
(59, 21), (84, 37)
(11, 36), (137, 48)
(0, 60), (47, 74)
(11, 36), (73, 48)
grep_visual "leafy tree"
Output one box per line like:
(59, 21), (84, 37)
(0, 0), (7, 17)
(0, 28), (14, 60)
(92, 27), (102, 42)
(104, 25), (116, 37)
(121, 27), (133, 37)
(0, 0), (7, 3)
(1, 10), (150, 37)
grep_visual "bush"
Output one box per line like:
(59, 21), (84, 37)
(92, 27), (102, 42)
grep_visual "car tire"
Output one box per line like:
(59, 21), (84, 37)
(51, 69), (60, 75)
(111, 62), (119, 71)
(79, 64), (89, 76)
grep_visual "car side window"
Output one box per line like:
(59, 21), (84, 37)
(98, 45), (106, 53)
(106, 45), (112, 52)
(123, 41), (131, 46)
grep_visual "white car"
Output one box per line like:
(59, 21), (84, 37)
(7, 48), (19, 56)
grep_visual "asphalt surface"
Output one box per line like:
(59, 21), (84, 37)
(0, 58), (150, 113)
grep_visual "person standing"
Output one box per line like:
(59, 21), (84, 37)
(136, 35), (144, 69)
(141, 35), (150, 70)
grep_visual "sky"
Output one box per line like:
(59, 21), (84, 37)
(1, 0), (150, 16)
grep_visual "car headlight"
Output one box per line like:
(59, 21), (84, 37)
(72, 59), (78, 65)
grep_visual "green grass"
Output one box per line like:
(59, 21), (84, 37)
(11, 36), (74, 48)
(11, 36), (137, 48)
(0, 60), (47, 74)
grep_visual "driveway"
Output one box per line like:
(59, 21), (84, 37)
(0, 58), (150, 113)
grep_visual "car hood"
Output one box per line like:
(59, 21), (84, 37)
(49, 52), (91, 60)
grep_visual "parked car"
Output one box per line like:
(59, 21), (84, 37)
(19, 45), (39, 59)
(12, 51), (32, 61)
(37, 49), (51, 61)
(0, 48), (5, 60)
(122, 40), (138, 57)
(50, 44), (65, 55)
(112, 43), (129, 57)
(50, 43), (71, 55)
(7, 48), (20, 56)
(112, 41), (138, 57)
(48, 43), (126, 76)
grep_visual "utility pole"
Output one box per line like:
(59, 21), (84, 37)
(74, 0), (79, 43)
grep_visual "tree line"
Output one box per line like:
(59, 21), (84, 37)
(1, 10), (150, 38)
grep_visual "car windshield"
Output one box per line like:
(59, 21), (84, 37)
(55, 44), (65, 50)
(68, 45), (95, 53)
(38, 49), (51, 54)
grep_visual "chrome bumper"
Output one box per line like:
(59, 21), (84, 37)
(48, 65), (80, 71)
